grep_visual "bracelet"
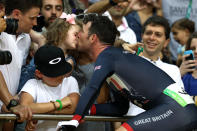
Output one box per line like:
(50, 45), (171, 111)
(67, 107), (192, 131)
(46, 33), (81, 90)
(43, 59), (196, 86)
(56, 99), (63, 110)
(109, 0), (117, 6)
(50, 101), (57, 110)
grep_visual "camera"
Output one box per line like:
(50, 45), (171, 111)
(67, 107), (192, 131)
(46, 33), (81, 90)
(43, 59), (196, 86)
(4, 18), (18, 35)
(0, 50), (12, 65)
(32, 15), (45, 32)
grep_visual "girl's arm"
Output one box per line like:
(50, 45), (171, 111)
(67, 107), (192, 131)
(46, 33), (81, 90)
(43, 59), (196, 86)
(29, 29), (46, 48)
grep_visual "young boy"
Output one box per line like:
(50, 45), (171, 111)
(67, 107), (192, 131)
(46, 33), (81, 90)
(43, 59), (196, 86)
(19, 44), (80, 131)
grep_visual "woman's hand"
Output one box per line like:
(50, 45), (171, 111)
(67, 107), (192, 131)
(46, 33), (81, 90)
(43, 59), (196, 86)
(179, 54), (196, 77)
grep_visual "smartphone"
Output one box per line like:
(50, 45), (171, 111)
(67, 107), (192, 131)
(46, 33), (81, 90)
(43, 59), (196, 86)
(184, 50), (195, 69)
(184, 50), (194, 61)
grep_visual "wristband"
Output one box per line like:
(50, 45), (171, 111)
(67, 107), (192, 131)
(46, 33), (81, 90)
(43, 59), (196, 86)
(56, 99), (63, 110)
(7, 99), (19, 111)
(50, 101), (57, 110)
(109, 0), (117, 6)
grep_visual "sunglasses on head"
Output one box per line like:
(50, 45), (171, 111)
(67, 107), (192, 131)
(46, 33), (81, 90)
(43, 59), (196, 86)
(76, 13), (99, 20)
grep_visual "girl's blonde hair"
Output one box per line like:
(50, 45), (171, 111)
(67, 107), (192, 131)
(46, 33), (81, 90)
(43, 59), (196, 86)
(45, 18), (72, 47)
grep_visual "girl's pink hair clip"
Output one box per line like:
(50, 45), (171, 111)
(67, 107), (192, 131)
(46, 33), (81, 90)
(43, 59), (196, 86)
(60, 12), (76, 24)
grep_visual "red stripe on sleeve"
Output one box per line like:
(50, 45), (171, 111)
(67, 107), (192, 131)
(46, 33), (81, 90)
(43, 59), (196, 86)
(122, 122), (134, 131)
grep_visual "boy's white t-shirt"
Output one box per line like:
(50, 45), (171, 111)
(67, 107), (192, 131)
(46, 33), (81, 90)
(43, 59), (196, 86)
(20, 76), (79, 131)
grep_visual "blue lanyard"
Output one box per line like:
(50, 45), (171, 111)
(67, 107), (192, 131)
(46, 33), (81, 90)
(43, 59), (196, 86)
(186, 0), (192, 19)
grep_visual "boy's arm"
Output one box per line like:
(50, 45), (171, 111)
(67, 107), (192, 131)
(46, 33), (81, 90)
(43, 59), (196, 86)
(20, 92), (58, 113)
(20, 92), (78, 114)
(53, 93), (80, 114)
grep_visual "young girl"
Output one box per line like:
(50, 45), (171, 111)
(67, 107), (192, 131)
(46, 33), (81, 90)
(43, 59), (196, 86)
(44, 18), (80, 69)
(171, 18), (195, 66)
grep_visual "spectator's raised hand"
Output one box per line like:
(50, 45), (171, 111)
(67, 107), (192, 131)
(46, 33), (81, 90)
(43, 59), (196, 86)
(128, 0), (148, 10)
(123, 0), (148, 16)
(179, 54), (196, 77)
(145, 0), (162, 9)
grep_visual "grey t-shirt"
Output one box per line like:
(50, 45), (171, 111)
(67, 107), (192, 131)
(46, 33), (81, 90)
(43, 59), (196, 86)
(73, 63), (95, 93)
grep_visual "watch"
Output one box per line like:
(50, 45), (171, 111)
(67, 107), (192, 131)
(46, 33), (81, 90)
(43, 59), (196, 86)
(109, 0), (117, 6)
(6, 99), (19, 111)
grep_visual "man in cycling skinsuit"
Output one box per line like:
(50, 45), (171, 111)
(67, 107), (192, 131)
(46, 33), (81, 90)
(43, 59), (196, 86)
(57, 14), (197, 131)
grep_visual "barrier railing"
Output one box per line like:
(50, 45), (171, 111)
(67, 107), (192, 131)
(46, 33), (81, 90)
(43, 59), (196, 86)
(0, 114), (132, 122)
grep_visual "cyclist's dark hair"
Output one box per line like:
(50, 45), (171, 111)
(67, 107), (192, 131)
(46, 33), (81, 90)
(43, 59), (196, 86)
(83, 14), (119, 44)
